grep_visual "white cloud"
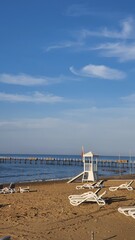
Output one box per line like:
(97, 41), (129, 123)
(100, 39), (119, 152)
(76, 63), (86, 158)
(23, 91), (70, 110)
(94, 42), (135, 62)
(118, 18), (134, 38)
(101, 17), (135, 39)
(79, 17), (135, 40)
(45, 18), (135, 60)
(45, 40), (83, 52)
(0, 73), (80, 86)
(0, 73), (68, 86)
(0, 92), (64, 103)
(0, 73), (48, 86)
(77, 18), (135, 62)
(70, 64), (125, 80)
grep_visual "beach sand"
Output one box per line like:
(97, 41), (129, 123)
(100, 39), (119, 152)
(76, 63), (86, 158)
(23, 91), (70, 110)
(0, 178), (135, 240)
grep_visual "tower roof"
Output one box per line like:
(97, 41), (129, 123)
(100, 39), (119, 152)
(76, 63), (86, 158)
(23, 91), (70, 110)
(83, 151), (99, 157)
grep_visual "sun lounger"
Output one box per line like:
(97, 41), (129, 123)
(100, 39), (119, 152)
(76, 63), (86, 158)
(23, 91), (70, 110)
(76, 182), (95, 190)
(76, 180), (104, 190)
(128, 210), (135, 219)
(109, 180), (134, 191)
(18, 186), (30, 193)
(1, 183), (16, 194)
(69, 188), (100, 199)
(68, 188), (106, 206)
(118, 206), (135, 216)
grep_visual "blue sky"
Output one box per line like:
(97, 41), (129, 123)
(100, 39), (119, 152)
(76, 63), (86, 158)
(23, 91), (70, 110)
(1, 0), (135, 155)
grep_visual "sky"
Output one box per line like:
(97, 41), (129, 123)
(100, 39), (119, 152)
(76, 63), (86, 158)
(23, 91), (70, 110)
(1, 0), (135, 156)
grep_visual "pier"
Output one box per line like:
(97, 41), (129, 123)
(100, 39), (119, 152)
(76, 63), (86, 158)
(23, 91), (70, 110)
(0, 156), (135, 170)
(0, 156), (82, 166)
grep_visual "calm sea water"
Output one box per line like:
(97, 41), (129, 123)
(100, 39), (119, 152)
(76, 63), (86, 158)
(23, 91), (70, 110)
(0, 154), (135, 184)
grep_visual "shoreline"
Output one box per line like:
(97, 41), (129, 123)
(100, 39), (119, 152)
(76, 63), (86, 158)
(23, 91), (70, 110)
(2, 173), (135, 186)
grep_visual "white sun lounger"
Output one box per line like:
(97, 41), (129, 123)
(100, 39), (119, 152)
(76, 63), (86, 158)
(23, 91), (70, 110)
(118, 206), (135, 216)
(18, 186), (30, 193)
(128, 210), (135, 219)
(1, 183), (16, 194)
(69, 188), (100, 199)
(76, 182), (95, 190)
(68, 189), (106, 206)
(109, 180), (134, 191)
(76, 180), (104, 190)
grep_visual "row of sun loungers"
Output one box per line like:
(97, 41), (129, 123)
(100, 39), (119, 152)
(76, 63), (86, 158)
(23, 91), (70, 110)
(68, 179), (134, 208)
(76, 179), (134, 192)
(0, 183), (30, 194)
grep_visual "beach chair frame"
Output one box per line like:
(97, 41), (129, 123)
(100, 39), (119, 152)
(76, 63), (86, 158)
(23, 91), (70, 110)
(128, 210), (135, 219)
(1, 183), (16, 194)
(18, 186), (30, 193)
(109, 180), (134, 191)
(76, 180), (104, 190)
(118, 206), (135, 216)
(68, 189), (106, 206)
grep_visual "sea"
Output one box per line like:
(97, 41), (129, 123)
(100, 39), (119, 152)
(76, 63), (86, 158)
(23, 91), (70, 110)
(0, 154), (135, 184)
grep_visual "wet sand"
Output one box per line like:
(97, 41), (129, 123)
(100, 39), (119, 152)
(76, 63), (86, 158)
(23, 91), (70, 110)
(0, 177), (135, 240)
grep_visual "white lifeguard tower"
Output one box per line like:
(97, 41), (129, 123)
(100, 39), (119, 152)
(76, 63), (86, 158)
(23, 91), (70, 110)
(82, 151), (98, 182)
(68, 150), (98, 183)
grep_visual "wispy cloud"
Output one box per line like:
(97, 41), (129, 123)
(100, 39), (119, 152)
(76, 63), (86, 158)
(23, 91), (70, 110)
(93, 42), (135, 62)
(45, 40), (83, 52)
(79, 17), (135, 40)
(70, 64), (126, 80)
(0, 92), (64, 103)
(121, 93), (135, 102)
(0, 73), (79, 86)
(0, 73), (67, 86)
(0, 73), (48, 86)
(45, 18), (135, 54)
(109, 17), (135, 39)
(76, 17), (135, 62)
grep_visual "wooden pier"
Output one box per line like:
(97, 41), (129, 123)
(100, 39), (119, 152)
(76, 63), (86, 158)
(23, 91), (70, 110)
(0, 156), (135, 169)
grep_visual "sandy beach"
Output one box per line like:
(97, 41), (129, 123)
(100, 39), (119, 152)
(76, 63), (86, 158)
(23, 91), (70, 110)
(0, 177), (135, 240)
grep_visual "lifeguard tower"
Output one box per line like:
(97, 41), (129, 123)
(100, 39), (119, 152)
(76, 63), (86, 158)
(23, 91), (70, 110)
(68, 150), (98, 183)
(82, 151), (98, 182)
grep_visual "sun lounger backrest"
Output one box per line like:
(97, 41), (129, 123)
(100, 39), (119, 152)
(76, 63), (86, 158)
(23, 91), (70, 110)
(127, 180), (133, 186)
(94, 188), (101, 194)
(9, 183), (15, 189)
(98, 190), (106, 198)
